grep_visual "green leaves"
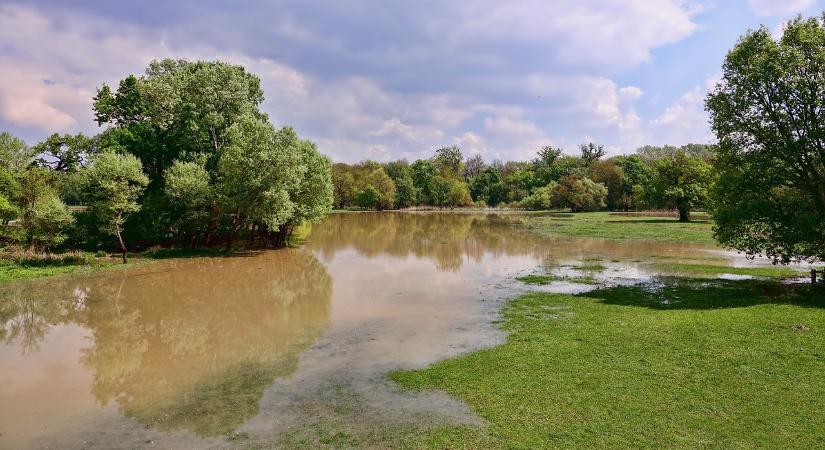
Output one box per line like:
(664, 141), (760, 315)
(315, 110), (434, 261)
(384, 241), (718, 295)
(706, 14), (825, 262)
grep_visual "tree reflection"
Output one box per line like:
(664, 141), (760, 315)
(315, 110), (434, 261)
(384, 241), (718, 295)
(0, 250), (332, 437)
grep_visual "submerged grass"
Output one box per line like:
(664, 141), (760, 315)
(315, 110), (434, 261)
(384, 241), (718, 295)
(0, 251), (149, 284)
(521, 211), (716, 244)
(652, 262), (805, 278)
(392, 279), (825, 448)
(516, 274), (598, 285)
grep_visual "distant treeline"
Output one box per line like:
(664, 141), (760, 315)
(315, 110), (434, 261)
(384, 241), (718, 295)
(0, 59), (334, 261)
(333, 143), (715, 221)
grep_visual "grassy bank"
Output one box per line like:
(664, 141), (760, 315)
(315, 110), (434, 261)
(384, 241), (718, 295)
(521, 211), (716, 245)
(392, 279), (825, 448)
(0, 253), (149, 284)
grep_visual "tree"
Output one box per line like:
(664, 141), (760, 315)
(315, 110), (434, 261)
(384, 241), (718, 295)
(533, 146), (563, 186)
(445, 178), (472, 208)
(94, 59), (266, 183)
(0, 194), (18, 225)
(550, 175), (607, 212)
(613, 155), (653, 210)
(0, 132), (35, 171)
(332, 164), (357, 209)
(587, 160), (625, 210)
(433, 145), (463, 177)
(463, 154), (486, 180)
(217, 116), (302, 252)
(411, 159), (436, 205)
(33, 133), (97, 172)
(579, 142), (606, 166)
(164, 159), (213, 246)
(358, 167), (396, 210)
(383, 160), (418, 208)
(356, 185), (380, 210)
(705, 15), (825, 262)
(274, 139), (333, 246)
(642, 151), (711, 222)
(19, 193), (74, 251)
(81, 151), (149, 262)
(520, 183), (556, 210)
(470, 167), (505, 206)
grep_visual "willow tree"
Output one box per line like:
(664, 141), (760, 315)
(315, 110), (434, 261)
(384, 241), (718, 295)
(81, 152), (149, 263)
(217, 115), (303, 252)
(706, 15), (825, 262)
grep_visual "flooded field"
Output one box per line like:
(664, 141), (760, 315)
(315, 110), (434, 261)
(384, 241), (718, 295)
(0, 212), (788, 448)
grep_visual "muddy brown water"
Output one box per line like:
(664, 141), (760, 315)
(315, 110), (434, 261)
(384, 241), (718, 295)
(0, 212), (778, 448)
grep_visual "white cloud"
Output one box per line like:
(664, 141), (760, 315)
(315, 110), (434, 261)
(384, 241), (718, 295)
(649, 75), (719, 145)
(0, 2), (710, 160)
(748, 0), (815, 16)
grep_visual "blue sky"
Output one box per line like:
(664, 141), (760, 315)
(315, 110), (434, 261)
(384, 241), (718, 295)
(0, 0), (821, 162)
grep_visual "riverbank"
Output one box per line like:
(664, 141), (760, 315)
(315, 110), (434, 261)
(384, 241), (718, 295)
(0, 247), (230, 284)
(392, 277), (825, 448)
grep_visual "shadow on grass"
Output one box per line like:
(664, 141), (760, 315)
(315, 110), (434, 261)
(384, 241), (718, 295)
(578, 278), (825, 310)
(604, 219), (712, 224)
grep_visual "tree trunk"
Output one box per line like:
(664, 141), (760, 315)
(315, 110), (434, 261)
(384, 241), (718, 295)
(114, 218), (128, 264)
(678, 207), (690, 222)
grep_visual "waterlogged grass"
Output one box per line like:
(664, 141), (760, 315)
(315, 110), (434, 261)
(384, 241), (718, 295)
(652, 262), (805, 278)
(516, 274), (598, 285)
(522, 211), (716, 244)
(571, 263), (607, 272)
(392, 279), (825, 448)
(0, 256), (146, 284)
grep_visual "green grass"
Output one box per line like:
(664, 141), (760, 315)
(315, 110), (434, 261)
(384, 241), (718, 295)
(521, 211), (716, 244)
(0, 257), (147, 284)
(571, 263), (607, 272)
(652, 262), (806, 278)
(392, 279), (825, 448)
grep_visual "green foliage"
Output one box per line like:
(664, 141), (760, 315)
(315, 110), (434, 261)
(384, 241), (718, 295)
(218, 116), (302, 231)
(706, 15), (825, 263)
(550, 174), (607, 212)
(288, 140), (334, 224)
(94, 59), (266, 183)
(383, 160), (417, 208)
(0, 194), (18, 224)
(641, 151), (712, 221)
(410, 159), (436, 204)
(469, 166), (505, 206)
(80, 151), (149, 260)
(520, 183), (556, 210)
(19, 193), (74, 250)
(33, 133), (97, 172)
(579, 142), (605, 166)
(432, 145), (463, 177)
(587, 159), (624, 210)
(0, 131), (35, 171)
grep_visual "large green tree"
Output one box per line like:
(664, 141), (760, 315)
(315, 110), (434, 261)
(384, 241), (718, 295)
(706, 15), (825, 262)
(641, 151), (712, 222)
(94, 59), (265, 183)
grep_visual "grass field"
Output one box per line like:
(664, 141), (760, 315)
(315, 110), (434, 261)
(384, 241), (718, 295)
(392, 278), (825, 448)
(521, 211), (717, 245)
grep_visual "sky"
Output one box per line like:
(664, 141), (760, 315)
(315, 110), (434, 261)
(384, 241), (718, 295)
(0, 0), (822, 162)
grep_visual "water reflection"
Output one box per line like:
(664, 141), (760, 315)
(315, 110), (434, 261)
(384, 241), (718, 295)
(0, 250), (331, 442)
(309, 211), (718, 271)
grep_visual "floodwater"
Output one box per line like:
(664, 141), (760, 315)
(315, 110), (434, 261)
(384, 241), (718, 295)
(0, 212), (781, 448)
